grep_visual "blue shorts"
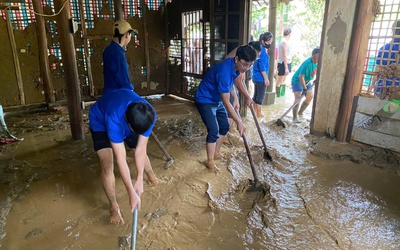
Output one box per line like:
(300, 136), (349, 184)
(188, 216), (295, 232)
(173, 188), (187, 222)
(292, 81), (312, 92)
(195, 102), (230, 143)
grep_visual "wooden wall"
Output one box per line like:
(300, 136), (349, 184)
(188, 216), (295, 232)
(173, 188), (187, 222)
(311, 0), (357, 136)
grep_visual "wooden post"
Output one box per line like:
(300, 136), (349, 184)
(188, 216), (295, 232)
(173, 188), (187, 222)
(267, 0), (277, 92)
(335, 0), (374, 142)
(78, 0), (95, 97)
(141, 0), (151, 88)
(5, 10), (25, 105)
(54, 0), (84, 140)
(32, 0), (55, 103)
(164, 0), (170, 95)
(114, 0), (123, 21)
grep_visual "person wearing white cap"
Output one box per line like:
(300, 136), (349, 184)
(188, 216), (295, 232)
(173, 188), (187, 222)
(103, 20), (138, 94)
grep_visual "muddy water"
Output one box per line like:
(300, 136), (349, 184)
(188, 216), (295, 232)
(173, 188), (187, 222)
(1, 95), (400, 249)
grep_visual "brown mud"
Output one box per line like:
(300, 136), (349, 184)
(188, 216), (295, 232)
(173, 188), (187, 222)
(1, 94), (400, 249)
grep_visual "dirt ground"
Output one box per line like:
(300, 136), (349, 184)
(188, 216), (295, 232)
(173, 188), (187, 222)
(1, 94), (400, 250)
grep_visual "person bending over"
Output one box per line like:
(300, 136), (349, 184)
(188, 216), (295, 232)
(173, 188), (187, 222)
(89, 89), (158, 224)
(291, 47), (320, 123)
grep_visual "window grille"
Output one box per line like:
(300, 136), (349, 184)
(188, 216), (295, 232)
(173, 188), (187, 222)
(362, 0), (400, 100)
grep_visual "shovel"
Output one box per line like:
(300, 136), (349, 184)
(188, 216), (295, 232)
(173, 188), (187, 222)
(235, 110), (264, 192)
(130, 204), (138, 250)
(276, 82), (315, 128)
(249, 104), (272, 160)
(276, 95), (304, 128)
(151, 131), (174, 169)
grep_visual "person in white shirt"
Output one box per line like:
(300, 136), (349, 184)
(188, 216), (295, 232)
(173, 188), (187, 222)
(276, 27), (292, 97)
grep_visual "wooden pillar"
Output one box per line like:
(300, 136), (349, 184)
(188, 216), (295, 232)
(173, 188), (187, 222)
(141, 0), (151, 88)
(335, 0), (374, 142)
(54, 0), (84, 140)
(267, 0), (277, 92)
(5, 9), (25, 105)
(32, 0), (55, 103)
(164, 0), (170, 95)
(78, 0), (95, 97)
(114, 0), (123, 21)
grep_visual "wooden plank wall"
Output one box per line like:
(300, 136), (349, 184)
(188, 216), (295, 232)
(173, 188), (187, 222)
(351, 96), (400, 152)
(311, 0), (357, 136)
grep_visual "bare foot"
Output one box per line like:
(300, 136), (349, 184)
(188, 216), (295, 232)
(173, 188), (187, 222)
(206, 160), (220, 173)
(145, 169), (160, 185)
(110, 208), (124, 225)
(214, 153), (223, 160)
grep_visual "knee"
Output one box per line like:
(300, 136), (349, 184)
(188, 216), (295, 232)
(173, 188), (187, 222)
(219, 123), (230, 136)
(206, 133), (219, 143)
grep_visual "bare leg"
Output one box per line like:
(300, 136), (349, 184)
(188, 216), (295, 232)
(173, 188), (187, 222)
(214, 135), (225, 160)
(292, 91), (302, 123)
(144, 154), (159, 185)
(97, 148), (124, 224)
(206, 142), (217, 172)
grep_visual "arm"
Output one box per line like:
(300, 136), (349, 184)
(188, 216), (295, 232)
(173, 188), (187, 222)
(133, 135), (148, 197)
(262, 71), (270, 87)
(298, 74), (307, 90)
(115, 54), (134, 90)
(111, 142), (141, 211)
(230, 87), (240, 110)
(282, 41), (289, 75)
(221, 92), (246, 136)
(259, 51), (270, 86)
(234, 73), (253, 106)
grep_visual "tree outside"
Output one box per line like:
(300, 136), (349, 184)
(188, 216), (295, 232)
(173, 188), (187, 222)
(252, 0), (325, 71)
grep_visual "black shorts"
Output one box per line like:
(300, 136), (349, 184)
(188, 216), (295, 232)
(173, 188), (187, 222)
(90, 130), (139, 152)
(277, 62), (292, 76)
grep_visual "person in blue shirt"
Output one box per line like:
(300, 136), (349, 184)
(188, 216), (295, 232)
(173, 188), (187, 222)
(374, 20), (400, 99)
(291, 47), (320, 123)
(252, 32), (274, 118)
(195, 45), (257, 172)
(89, 89), (157, 225)
(103, 20), (138, 94)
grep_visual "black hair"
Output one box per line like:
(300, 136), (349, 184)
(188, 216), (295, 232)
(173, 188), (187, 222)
(113, 29), (132, 44)
(259, 32), (273, 42)
(312, 46), (320, 56)
(236, 45), (257, 62)
(125, 102), (155, 135)
(248, 41), (262, 52)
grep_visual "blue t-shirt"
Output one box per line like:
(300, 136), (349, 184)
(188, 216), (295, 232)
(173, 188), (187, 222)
(89, 89), (156, 143)
(195, 58), (240, 104)
(292, 57), (317, 86)
(376, 38), (400, 88)
(252, 47), (269, 83)
(103, 41), (134, 94)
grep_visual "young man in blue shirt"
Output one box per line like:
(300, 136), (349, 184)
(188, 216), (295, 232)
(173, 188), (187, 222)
(89, 89), (157, 224)
(195, 45), (257, 172)
(103, 20), (138, 94)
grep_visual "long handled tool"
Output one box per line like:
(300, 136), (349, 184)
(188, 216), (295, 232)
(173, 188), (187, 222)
(276, 82), (315, 128)
(130, 205), (138, 250)
(249, 104), (272, 160)
(235, 110), (264, 192)
(0, 104), (22, 144)
(276, 95), (304, 128)
(151, 131), (174, 169)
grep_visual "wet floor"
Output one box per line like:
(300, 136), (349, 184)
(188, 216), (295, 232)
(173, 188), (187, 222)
(1, 92), (400, 249)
